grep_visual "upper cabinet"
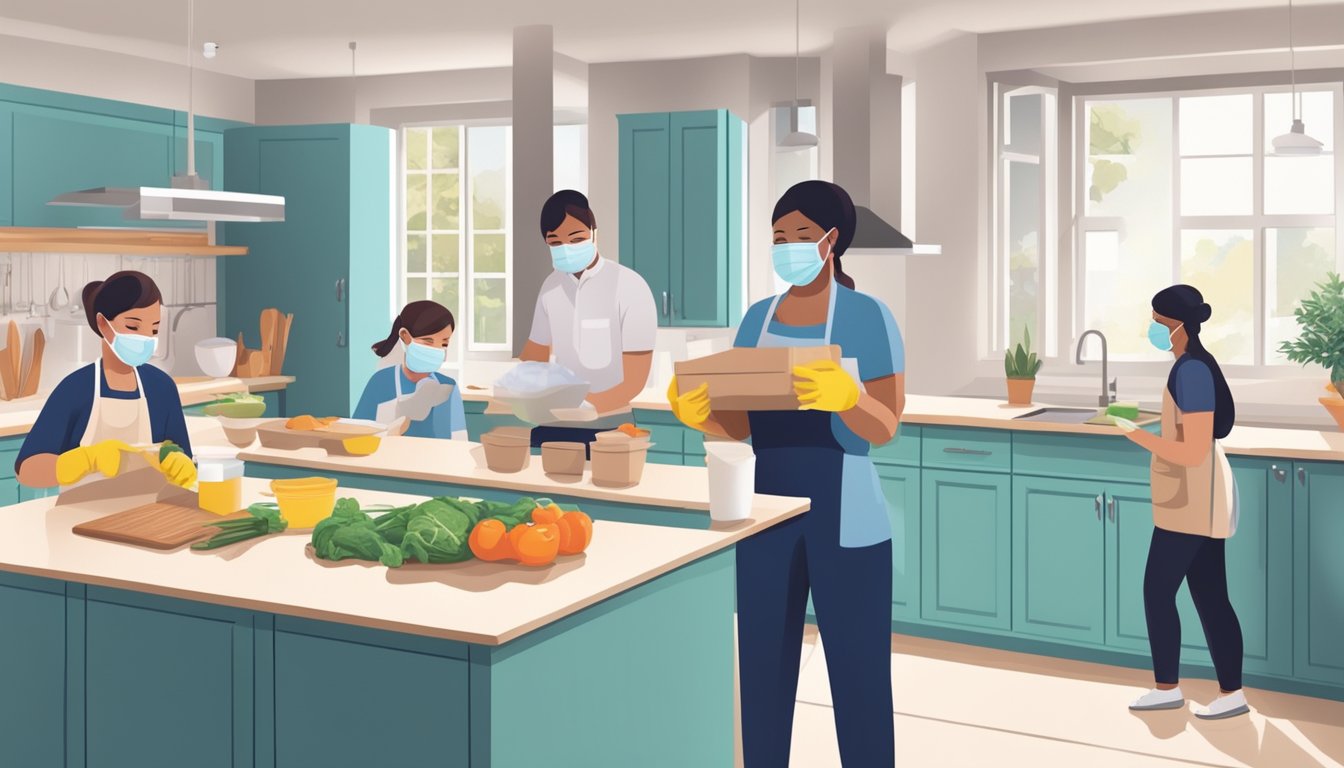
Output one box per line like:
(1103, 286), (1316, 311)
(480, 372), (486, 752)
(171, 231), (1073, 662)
(618, 110), (744, 328)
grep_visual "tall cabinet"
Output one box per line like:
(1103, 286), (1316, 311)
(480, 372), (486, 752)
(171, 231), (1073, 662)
(618, 109), (744, 328)
(221, 124), (393, 418)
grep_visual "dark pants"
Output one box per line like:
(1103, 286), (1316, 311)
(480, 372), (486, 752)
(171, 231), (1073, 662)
(529, 426), (603, 458)
(1143, 527), (1244, 691)
(737, 447), (894, 768)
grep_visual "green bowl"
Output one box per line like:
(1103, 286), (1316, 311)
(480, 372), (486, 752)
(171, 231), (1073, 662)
(204, 401), (267, 418)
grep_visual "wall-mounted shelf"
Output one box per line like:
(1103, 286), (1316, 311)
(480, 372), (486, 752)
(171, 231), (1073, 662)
(0, 227), (247, 257)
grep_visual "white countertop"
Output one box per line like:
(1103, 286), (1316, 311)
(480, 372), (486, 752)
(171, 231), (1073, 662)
(0, 478), (806, 646)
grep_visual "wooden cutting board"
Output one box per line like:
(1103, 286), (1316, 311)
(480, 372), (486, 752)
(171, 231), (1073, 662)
(73, 502), (248, 550)
(256, 419), (382, 454)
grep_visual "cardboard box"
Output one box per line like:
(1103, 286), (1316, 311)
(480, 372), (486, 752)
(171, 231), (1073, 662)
(674, 345), (841, 411)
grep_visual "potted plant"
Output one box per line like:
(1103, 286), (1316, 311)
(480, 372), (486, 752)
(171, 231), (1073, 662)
(1279, 272), (1344, 430)
(1004, 326), (1043, 405)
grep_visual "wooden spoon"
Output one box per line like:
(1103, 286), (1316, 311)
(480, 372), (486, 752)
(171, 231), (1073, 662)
(19, 328), (43, 397)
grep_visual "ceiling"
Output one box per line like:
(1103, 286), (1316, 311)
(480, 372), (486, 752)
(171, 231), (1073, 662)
(0, 0), (1330, 80)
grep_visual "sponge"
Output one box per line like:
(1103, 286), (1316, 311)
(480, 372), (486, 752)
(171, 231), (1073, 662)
(1106, 402), (1140, 421)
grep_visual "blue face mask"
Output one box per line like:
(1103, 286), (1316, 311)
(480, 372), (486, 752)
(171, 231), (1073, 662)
(1147, 320), (1182, 352)
(105, 327), (158, 368)
(403, 339), (447, 374)
(550, 239), (596, 274)
(771, 229), (835, 287)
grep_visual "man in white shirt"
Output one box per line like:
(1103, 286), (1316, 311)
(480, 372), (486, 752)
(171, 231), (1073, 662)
(521, 190), (658, 445)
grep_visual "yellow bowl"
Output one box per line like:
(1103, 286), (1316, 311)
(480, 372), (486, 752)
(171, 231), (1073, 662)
(341, 435), (381, 456)
(270, 477), (338, 528)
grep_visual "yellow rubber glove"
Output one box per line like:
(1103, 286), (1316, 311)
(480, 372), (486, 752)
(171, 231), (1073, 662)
(158, 451), (198, 489)
(793, 360), (861, 412)
(667, 376), (712, 431)
(54, 440), (135, 486)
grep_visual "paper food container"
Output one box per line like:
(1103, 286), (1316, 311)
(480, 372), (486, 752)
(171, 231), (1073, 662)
(673, 345), (841, 411)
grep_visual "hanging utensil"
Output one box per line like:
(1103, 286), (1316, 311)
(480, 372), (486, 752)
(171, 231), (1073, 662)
(19, 328), (44, 398)
(49, 255), (70, 312)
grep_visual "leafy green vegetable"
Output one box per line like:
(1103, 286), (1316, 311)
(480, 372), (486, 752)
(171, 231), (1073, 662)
(399, 499), (475, 564)
(192, 502), (289, 550)
(311, 496), (539, 567)
(312, 499), (404, 567)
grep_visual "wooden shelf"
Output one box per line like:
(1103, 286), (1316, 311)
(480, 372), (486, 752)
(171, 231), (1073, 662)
(0, 227), (247, 256)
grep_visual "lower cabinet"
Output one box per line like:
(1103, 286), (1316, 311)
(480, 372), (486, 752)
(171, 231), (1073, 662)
(1294, 461), (1344, 687)
(882, 464), (921, 622)
(1104, 482), (1157, 653)
(1013, 477), (1107, 645)
(921, 469), (1011, 630)
(0, 576), (66, 768)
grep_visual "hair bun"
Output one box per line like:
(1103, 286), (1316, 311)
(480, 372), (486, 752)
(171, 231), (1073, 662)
(1198, 303), (1213, 322)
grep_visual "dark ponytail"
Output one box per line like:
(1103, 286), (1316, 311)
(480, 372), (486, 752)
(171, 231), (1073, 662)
(372, 300), (455, 357)
(1152, 285), (1235, 439)
(771, 181), (858, 290)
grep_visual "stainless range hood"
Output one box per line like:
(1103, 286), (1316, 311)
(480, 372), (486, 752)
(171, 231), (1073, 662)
(846, 205), (940, 256)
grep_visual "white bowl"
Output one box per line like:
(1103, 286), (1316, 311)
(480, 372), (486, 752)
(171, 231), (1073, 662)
(195, 337), (237, 378)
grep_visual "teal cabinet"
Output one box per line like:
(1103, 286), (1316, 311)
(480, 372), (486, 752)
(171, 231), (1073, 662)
(1104, 482), (1156, 653)
(222, 124), (393, 419)
(619, 110), (744, 328)
(0, 575), (66, 767)
(921, 469), (1011, 630)
(1013, 477), (1106, 645)
(882, 464), (921, 621)
(1294, 461), (1344, 687)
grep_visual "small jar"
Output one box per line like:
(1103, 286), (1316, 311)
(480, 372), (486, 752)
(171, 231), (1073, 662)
(198, 457), (244, 516)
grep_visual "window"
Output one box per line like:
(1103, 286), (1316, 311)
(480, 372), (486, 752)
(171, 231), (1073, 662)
(992, 84), (1058, 353)
(402, 125), (512, 359)
(1076, 86), (1340, 366)
(554, 124), (588, 193)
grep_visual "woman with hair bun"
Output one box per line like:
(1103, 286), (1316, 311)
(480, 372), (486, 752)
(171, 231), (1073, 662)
(352, 300), (465, 439)
(16, 271), (196, 491)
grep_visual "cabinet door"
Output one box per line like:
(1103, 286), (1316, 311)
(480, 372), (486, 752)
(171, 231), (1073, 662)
(1013, 477), (1106, 645)
(881, 465), (921, 622)
(618, 113), (672, 325)
(670, 110), (728, 327)
(921, 469), (1011, 630)
(1294, 461), (1344, 686)
(0, 576), (66, 768)
(1104, 483), (1155, 652)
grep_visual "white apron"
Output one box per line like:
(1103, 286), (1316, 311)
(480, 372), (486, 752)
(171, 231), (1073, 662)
(61, 360), (157, 493)
(1149, 387), (1238, 538)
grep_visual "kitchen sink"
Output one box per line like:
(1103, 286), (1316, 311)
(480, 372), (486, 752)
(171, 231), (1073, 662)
(1012, 407), (1162, 426)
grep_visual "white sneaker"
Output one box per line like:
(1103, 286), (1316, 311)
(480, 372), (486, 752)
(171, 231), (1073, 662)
(1129, 687), (1185, 711)
(1195, 690), (1250, 720)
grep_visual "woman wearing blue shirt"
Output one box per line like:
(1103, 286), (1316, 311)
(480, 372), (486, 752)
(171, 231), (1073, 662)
(668, 181), (905, 766)
(17, 271), (196, 490)
(353, 300), (466, 439)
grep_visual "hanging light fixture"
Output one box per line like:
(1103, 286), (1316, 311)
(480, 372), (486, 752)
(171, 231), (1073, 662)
(1271, 0), (1324, 155)
(778, 0), (817, 150)
(349, 41), (360, 124)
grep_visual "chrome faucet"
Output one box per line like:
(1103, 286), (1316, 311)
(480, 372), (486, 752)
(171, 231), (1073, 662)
(1075, 329), (1117, 407)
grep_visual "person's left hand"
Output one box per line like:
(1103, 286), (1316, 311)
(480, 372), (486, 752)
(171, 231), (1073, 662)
(158, 451), (198, 489)
(793, 360), (861, 413)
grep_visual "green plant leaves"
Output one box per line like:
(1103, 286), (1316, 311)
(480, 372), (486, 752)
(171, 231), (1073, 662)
(1279, 272), (1344, 377)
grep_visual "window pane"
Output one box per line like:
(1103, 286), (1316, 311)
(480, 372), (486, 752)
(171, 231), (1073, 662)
(405, 128), (428, 171)
(468, 126), (508, 230)
(1180, 157), (1252, 216)
(1006, 93), (1042, 156)
(431, 234), (459, 273)
(1179, 230), (1254, 365)
(1006, 160), (1040, 344)
(405, 173), (427, 231)
(406, 234), (426, 273)
(1265, 91), (1335, 152)
(1265, 156), (1334, 215)
(432, 127), (459, 170)
(1083, 229), (1169, 361)
(1179, 94), (1252, 156)
(473, 278), (507, 345)
(473, 234), (507, 274)
(432, 277), (459, 317)
(1267, 227), (1336, 363)
(1085, 99), (1172, 217)
(430, 172), (460, 230)
(406, 277), (427, 302)
(554, 124), (587, 193)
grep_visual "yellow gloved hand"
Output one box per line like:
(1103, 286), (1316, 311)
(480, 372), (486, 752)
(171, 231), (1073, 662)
(158, 451), (198, 489)
(54, 440), (135, 485)
(793, 360), (861, 413)
(667, 376), (712, 431)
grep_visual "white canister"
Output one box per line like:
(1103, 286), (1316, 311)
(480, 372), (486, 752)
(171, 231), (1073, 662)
(704, 441), (755, 522)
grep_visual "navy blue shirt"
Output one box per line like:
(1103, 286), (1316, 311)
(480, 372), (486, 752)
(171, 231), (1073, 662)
(1168, 354), (1216, 414)
(16, 363), (192, 474)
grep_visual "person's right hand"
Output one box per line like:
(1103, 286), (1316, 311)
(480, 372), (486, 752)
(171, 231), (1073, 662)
(55, 440), (135, 486)
(667, 377), (711, 431)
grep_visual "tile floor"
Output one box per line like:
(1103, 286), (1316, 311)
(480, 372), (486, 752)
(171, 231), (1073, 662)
(737, 626), (1344, 767)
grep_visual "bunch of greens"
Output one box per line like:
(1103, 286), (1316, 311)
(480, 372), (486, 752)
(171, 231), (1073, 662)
(311, 496), (538, 568)
(312, 499), (406, 567)
(192, 503), (288, 550)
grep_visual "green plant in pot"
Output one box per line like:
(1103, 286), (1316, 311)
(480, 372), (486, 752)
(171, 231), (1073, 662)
(1004, 326), (1043, 406)
(1279, 272), (1344, 430)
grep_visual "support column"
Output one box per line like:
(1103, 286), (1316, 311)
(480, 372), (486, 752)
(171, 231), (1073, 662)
(512, 25), (554, 357)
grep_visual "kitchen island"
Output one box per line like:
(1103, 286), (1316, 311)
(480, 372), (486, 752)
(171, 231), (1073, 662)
(0, 475), (807, 767)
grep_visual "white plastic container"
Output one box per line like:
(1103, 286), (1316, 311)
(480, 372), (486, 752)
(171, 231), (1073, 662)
(195, 337), (239, 378)
(197, 456), (245, 516)
(704, 442), (756, 523)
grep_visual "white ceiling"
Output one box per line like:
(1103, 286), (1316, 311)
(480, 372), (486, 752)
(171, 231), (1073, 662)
(0, 0), (1332, 80)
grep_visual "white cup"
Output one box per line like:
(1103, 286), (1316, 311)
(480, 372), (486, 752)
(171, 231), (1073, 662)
(704, 442), (755, 522)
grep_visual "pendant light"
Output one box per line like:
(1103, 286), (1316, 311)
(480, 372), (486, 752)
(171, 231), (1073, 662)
(1271, 0), (1324, 155)
(349, 41), (360, 124)
(778, 0), (817, 150)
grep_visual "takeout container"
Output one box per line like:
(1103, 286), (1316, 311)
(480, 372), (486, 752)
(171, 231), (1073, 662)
(541, 441), (587, 482)
(591, 439), (653, 488)
(481, 427), (532, 473)
(271, 477), (338, 529)
(493, 383), (591, 425)
(674, 345), (841, 411)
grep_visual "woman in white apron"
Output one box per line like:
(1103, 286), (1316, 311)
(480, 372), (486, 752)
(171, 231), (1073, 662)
(352, 300), (465, 440)
(1116, 285), (1247, 720)
(668, 181), (906, 766)
(15, 271), (196, 491)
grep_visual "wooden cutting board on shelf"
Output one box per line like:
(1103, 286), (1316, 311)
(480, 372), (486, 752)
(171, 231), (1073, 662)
(73, 502), (247, 550)
(255, 419), (382, 454)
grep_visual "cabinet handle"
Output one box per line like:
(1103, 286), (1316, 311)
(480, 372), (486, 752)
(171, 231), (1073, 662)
(1107, 496), (1116, 523)
(943, 447), (992, 456)
(1298, 467), (1307, 486)
(335, 278), (345, 302)
(1095, 494), (1102, 521)
(336, 332), (347, 348)
(1272, 464), (1286, 483)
